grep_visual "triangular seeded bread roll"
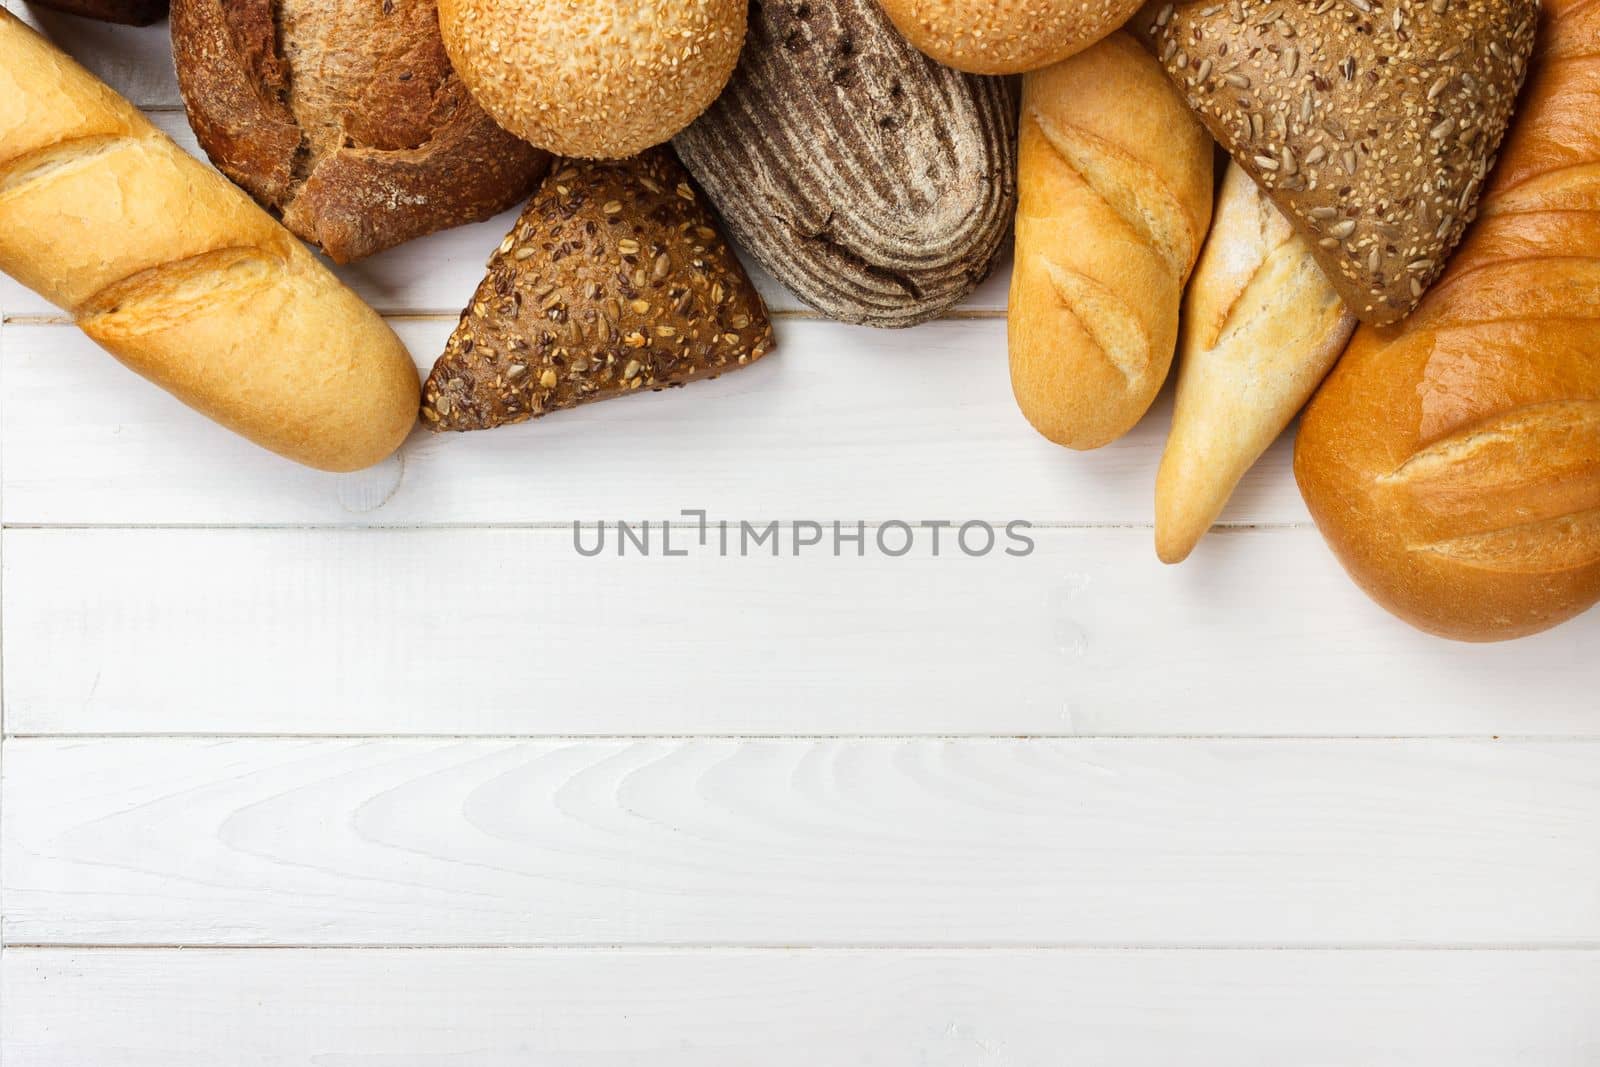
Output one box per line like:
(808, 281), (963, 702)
(1156, 162), (1355, 563)
(422, 149), (774, 432)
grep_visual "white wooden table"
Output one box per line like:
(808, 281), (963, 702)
(2, 8), (1598, 1062)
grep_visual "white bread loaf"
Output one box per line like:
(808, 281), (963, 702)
(1156, 163), (1355, 564)
(1008, 34), (1213, 451)
(0, 10), (419, 472)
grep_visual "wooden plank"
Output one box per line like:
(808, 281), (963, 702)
(0, 111), (1014, 318)
(1, 0), (180, 109)
(5, 527), (1597, 737)
(6, 737), (1599, 945)
(6, 947), (1599, 1065)
(0, 317), (1309, 528)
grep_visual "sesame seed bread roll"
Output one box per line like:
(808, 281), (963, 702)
(877, 0), (1146, 74)
(1008, 33), (1213, 451)
(1294, 0), (1600, 641)
(438, 0), (746, 160)
(0, 11), (420, 472)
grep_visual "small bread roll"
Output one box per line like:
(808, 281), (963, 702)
(876, 0), (1144, 74)
(439, 0), (746, 159)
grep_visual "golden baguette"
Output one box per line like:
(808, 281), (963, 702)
(1156, 163), (1355, 564)
(1008, 33), (1213, 451)
(0, 11), (419, 472)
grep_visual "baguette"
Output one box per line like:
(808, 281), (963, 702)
(1294, 0), (1600, 641)
(0, 11), (419, 472)
(1156, 162), (1355, 563)
(1008, 33), (1213, 450)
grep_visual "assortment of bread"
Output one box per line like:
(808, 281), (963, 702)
(1, 0), (1596, 641)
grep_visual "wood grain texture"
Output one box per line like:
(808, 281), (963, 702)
(6, 737), (1600, 945)
(0, 0), (179, 104)
(0, 111), (1013, 318)
(0, 318), (1299, 528)
(7, 947), (1600, 1064)
(7, 528), (1600, 736)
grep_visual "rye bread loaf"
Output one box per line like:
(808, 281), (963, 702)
(673, 0), (1017, 329)
(1139, 0), (1537, 326)
(170, 0), (550, 263)
(423, 150), (775, 432)
(27, 0), (167, 25)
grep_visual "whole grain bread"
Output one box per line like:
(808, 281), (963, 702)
(170, 0), (549, 263)
(422, 149), (775, 432)
(1138, 0), (1537, 325)
(673, 0), (1016, 329)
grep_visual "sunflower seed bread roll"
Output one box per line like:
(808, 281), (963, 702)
(0, 11), (420, 472)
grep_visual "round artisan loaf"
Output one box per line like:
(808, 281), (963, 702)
(1293, 0), (1600, 641)
(438, 0), (746, 159)
(171, 0), (550, 263)
(876, 0), (1143, 74)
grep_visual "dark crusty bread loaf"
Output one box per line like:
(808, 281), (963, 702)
(1295, 0), (1600, 641)
(423, 149), (774, 431)
(27, 0), (167, 25)
(674, 0), (1016, 329)
(170, 0), (549, 263)
(1140, 0), (1537, 326)
(0, 10), (419, 471)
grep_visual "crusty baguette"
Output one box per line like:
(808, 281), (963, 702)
(1008, 33), (1213, 451)
(1156, 162), (1355, 564)
(1294, 0), (1600, 641)
(0, 10), (419, 472)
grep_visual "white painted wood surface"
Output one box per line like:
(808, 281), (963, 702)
(2, 5), (1598, 1063)
(7, 949), (1600, 1066)
(8, 737), (1600, 946)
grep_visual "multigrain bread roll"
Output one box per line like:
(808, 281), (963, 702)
(1156, 162), (1355, 564)
(1008, 33), (1212, 450)
(0, 11), (419, 472)
(422, 150), (774, 431)
(877, 0), (1144, 74)
(1295, 0), (1600, 641)
(439, 0), (745, 159)
(171, 0), (550, 263)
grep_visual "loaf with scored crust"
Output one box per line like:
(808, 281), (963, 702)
(1295, 0), (1600, 641)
